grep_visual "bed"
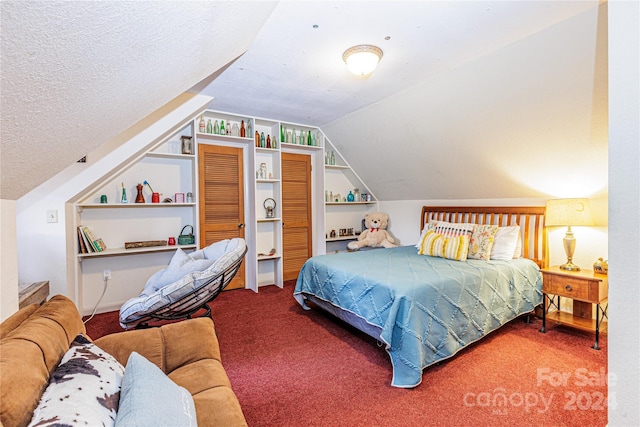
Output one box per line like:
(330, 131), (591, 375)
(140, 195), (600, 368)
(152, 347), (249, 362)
(294, 206), (546, 388)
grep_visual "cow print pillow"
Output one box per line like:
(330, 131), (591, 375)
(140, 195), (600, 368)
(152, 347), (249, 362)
(28, 334), (125, 427)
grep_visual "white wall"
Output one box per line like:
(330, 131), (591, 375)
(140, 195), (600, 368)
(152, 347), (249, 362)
(0, 200), (19, 321)
(15, 94), (211, 308)
(380, 197), (608, 269)
(323, 4), (608, 204)
(608, 0), (640, 424)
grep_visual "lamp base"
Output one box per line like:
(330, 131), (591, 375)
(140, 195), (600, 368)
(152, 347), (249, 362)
(560, 261), (581, 271)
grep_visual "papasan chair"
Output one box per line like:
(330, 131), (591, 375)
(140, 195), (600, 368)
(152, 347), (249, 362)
(119, 238), (247, 329)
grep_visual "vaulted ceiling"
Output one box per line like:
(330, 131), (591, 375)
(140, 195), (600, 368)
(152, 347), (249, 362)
(0, 1), (607, 201)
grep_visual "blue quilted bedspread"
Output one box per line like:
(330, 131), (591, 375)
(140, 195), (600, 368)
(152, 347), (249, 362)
(293, 245), (542, 388)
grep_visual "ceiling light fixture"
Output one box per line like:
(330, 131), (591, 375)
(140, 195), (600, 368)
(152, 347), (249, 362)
(342, 44), (383, 77)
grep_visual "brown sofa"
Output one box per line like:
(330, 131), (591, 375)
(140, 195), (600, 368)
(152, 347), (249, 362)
(0, 295), (247, 427)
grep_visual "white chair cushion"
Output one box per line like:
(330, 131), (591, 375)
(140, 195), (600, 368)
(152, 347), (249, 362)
(119, 238), (246, 328)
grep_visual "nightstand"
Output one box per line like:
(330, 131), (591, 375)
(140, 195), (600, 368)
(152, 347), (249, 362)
(539, 266), (608, 349)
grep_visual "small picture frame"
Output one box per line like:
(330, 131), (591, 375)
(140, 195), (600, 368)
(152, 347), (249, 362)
(180, 136), (193, 155)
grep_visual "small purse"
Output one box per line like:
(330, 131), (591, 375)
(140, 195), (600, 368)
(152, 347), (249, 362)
(178, 225), (195, 245)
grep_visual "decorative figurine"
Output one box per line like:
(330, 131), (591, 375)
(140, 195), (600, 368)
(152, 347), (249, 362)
(264, 198), (276, 218)
(135, 184), (145, 203)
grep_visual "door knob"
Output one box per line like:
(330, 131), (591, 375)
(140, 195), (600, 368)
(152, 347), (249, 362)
(238, 223), (244, 228)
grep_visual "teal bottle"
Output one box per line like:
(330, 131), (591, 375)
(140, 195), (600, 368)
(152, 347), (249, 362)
(347, 191), (354, 202)
(260, 132), (266, 148)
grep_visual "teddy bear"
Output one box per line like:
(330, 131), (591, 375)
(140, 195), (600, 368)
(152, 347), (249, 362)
(347, 212), (397, 251)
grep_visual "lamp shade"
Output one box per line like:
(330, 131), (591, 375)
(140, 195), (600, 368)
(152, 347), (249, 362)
(342, 45), (383, 76)
(545, 198), (594, 227)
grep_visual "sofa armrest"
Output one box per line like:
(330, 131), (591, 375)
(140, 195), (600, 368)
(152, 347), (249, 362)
(94, 317), (222, 374)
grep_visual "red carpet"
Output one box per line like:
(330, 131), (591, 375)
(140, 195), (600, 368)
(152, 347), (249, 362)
(85, 281), (608, 427)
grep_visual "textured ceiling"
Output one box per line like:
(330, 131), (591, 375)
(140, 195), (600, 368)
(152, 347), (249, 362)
(0, 1), (277, 200)
(202, 1), (598, 126)
(1, 0), (602, 202)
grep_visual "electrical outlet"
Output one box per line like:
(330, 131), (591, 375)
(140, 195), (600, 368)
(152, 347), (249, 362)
(103, 270), (111, 280)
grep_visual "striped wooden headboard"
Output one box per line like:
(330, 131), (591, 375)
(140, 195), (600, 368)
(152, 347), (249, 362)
(420, 206), (547, 268)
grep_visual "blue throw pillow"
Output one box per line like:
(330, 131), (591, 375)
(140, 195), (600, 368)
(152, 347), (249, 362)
(115, 352), (197, 427)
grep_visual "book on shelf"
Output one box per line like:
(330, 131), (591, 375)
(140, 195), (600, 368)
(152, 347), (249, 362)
(78, 226), (106, 253)
(77, 227), (89, 253)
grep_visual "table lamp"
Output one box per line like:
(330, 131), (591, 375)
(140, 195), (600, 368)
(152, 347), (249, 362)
(545, 198), (594, 271)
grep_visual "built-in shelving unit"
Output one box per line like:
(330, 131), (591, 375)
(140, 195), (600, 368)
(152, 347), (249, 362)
(323, 140), (378, 253)
(69, 120), (198, 313)
(68, 108), (377, 312)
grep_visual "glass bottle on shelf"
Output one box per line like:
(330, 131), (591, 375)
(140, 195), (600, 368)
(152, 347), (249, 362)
(255, 131), (260, 147)
(247, 118), (253, 136)
(121, 184), (127, 204)
(231, 122), (239, 137)
(226, 121), (231, 135)
(220, 120), (225, 135)
(307, 130), (312, 145)
(206, 119), (213, 134)
(347, 191), (354, 202)
(199, 116), (205, 133)
(330, 150), (335, 165)
(240, 120), (246, 137)
(354, 188), (360, 202)
(280, 124), (285, 143)
(260, 132), (266, 148)
(266, 134), (271, 148)
(214, 120), (220, 135)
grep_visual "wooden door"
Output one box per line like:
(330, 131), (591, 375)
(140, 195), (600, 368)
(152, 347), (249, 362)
(198, 144), (245, 289)
(281, 153), (312, 281)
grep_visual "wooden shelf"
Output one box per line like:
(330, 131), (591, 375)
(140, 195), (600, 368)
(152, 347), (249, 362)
(78, 202), (196, 209)
(77, 244), (196, 259)
(145, 152), (195, 159)
(326, 235), (358, 242)
(545, 310), (608, 334)
(195, 132), (251, 143)
(325, 202), (376, 206)
(280, 142), (322, 151)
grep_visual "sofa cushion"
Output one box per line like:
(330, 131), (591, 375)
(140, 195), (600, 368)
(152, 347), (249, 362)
(28, 334), (124, 427)
(0, 295), (85, 427)
(115, 352), (197, 427)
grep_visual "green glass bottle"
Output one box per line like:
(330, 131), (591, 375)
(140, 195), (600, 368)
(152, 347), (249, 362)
(220, 120), (225, 135)
(213, 120), (220, 134)
(280, 125), (285, 143)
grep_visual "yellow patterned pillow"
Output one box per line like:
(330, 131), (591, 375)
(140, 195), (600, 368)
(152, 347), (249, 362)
(417, 230), (470, 262)
(468, 225), (499, 261)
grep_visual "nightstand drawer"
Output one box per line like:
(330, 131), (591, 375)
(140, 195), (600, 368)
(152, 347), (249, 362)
(543, 274), (590, 300)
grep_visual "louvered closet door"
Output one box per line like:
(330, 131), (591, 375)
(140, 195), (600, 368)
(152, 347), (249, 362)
(198, 144), (245, 290)
(281, 152), (312, 281)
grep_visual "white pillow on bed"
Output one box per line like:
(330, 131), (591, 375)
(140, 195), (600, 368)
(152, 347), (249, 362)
(491, 226), (521, 260)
